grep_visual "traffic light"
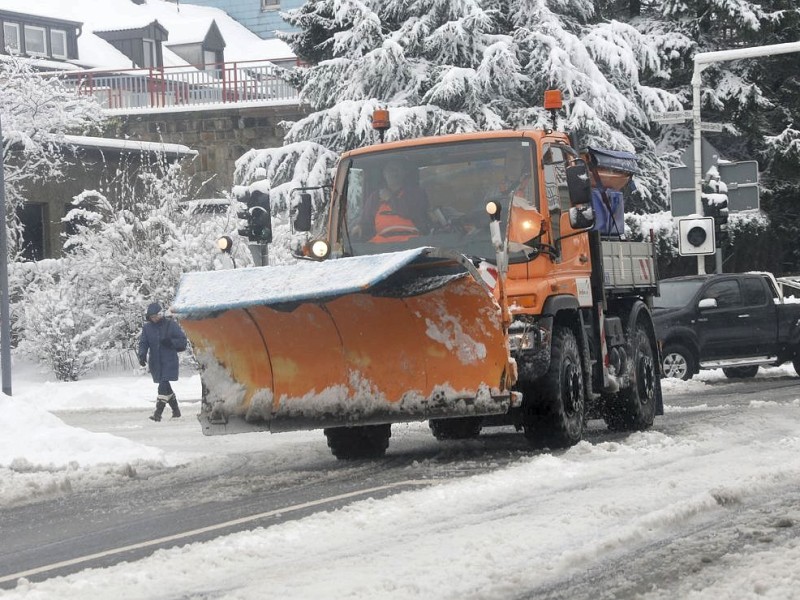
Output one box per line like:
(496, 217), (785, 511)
(249, 190), (272, 244)
(235, 190), (272, 243)
(677, 217), (715, 256)
(236, 192), (253, 239)
(703, 196), (729, 241)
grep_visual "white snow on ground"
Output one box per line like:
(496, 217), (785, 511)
(0, 360), (798, 599)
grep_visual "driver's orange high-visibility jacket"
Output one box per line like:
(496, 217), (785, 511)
(370, 201), (420, 243)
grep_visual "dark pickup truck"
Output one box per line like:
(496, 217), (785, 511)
(652, 272), (800, 380)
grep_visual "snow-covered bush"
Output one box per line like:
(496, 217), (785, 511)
(15, 258), (110, 381)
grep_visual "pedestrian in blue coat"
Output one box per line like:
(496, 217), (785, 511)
(138, 302), (188, 422)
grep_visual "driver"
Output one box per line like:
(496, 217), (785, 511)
(355, 161), (430, 243)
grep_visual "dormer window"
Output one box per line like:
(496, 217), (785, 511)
(143, 39), (156, 68)
(24, 24), (46, 56)
(3, 22), (20, 53)
(50, 29), (67, 59)
(95, 21), (167, 69)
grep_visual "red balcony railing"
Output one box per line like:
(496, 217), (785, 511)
(53, 59), (300, 111)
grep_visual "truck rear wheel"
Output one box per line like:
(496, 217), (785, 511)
(722, 366), (759, 379)
(323, 424), (391, 460)
(605, 322), (657, 431)
(429, 417), (482, 440)
(523, 326), (584, 449)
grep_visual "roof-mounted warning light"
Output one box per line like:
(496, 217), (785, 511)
(543, 90), (562, 131)
(371, 108), (391, 143)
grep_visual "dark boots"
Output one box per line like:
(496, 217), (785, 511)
(150, 393), (180, 421)
(149, 399), (166, 422)
(167, 394), (181, 418)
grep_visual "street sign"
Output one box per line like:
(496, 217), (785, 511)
(670, 144), (759, 216)
(719, 161), (759, 212)
(670, 189), (697, 218)
(653, 109), (693, 124)
(699, 122), (726, 132)
(678, 217), (716, 256)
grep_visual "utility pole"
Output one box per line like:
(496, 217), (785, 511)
(0, 117), (12, 395)
(692, 41), (800, 274)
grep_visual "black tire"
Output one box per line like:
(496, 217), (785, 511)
(522, 326), (584, 449)
(605, 321), (658, 431)
(429, 417), (482, 440)
(794, 357), (800, 377)
(323, 424), (391, 460)
(722, 366), (759, 379)
(661, 343), (694, 380)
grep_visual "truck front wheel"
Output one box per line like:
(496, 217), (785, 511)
(661, 343), (694, 380)
(522, 326), (584, 449)
(323, 424), (391, 460)
(605, 322), (658, 431)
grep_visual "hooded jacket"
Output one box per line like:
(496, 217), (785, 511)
(138, 306), (187, 383)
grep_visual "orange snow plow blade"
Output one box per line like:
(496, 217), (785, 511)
(172, 248), (516, 435)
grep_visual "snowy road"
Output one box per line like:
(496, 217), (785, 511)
(1, 368), (799, 599)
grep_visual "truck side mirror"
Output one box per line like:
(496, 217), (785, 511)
(698, 298), (718, 310)
(566, 163), (592, 206)
(294, 193), (312, 233)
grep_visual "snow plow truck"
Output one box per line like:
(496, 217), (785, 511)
(172, 91), (663, 459)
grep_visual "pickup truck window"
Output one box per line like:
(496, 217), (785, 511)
(703, 280), (741, 309)
(742, 278), (767, 306)
(652, 279), (704, 308)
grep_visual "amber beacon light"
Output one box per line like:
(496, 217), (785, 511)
(371, 108), (391, 142)
(543, 90), (563, 110)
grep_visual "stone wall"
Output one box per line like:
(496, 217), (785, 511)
(107, 103), (308, 198)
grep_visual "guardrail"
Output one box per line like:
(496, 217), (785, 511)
(54, 59), (300, 111)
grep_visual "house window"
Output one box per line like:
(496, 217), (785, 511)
(50, 29), (67, 59)
(142, 38), (156, 68)
(203, 49), (217, 69)
(261, 0), (280, 10)
(24, 24), (47, 56)
(3, 22), (20, 53)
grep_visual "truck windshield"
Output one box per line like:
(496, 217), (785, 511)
(339, 139), (538, 263)
(653, 280), (705, 308)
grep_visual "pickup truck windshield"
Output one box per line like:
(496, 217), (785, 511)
(340, 139), (541, 263)
(653, 280), (705, 308)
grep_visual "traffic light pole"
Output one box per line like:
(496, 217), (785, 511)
(692, 41), (800, 275)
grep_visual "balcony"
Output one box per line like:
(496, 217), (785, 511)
(54, 59), (301, 112)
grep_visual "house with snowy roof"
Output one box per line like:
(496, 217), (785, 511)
(0, 0), (295, 70)
(1, 0), (304, 259)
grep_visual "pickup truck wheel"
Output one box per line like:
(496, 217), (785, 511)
(523, 326), (584, 449)
(605, 323), (658, 431)
(661, 344), (694, 380)
(794, 357), (800, 377)
(323, 424), (391, 460)
(722, 366), (759, 379)
(429, 417), (482, 440)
